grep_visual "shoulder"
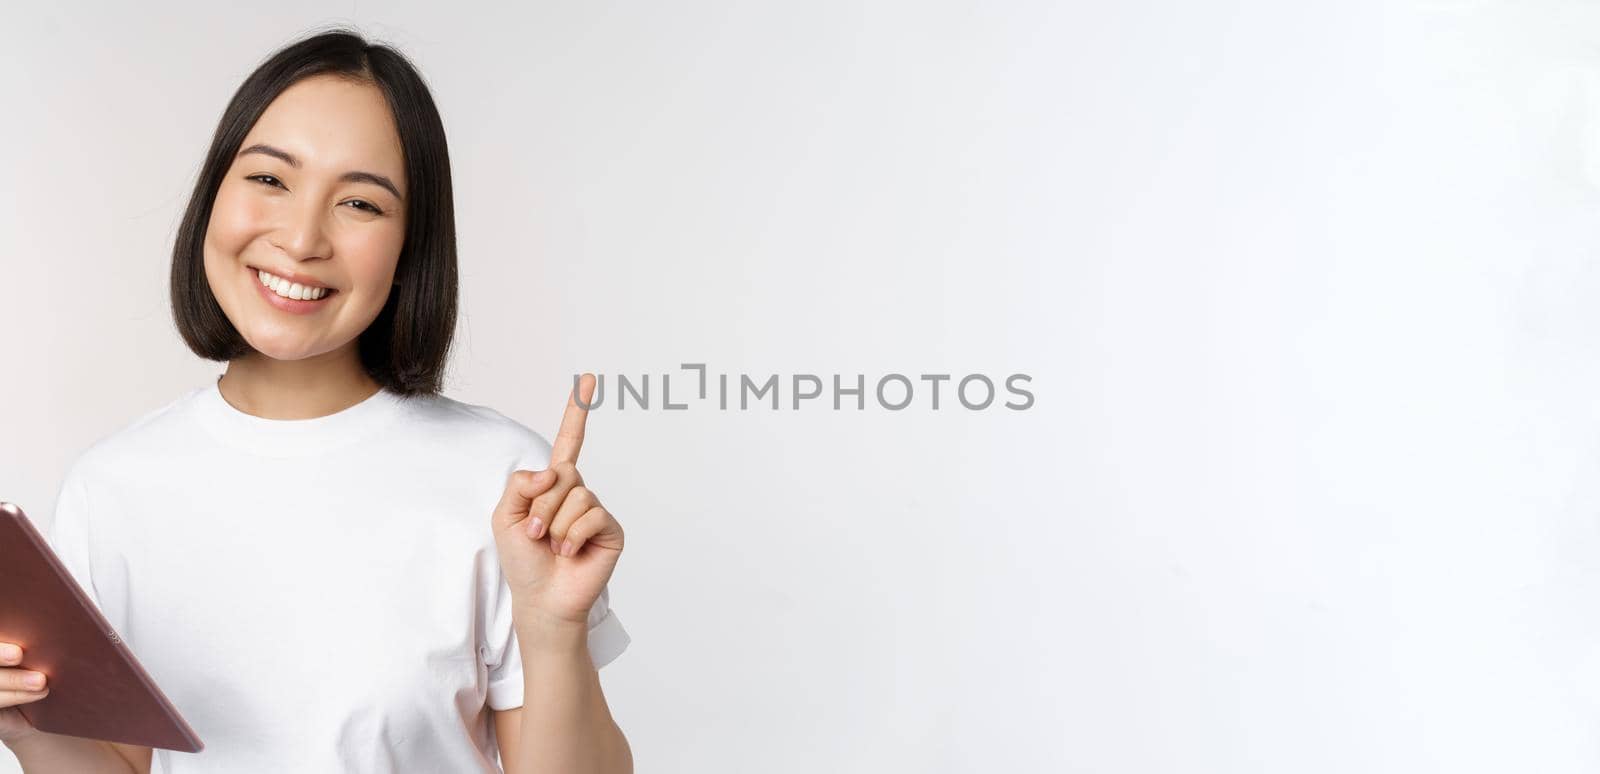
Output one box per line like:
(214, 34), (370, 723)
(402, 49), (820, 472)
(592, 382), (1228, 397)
(67, 387), (208, 483)
(405, 393), (555, 472)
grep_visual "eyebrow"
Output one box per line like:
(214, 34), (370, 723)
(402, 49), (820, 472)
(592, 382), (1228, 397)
(236, 143), (405, 202)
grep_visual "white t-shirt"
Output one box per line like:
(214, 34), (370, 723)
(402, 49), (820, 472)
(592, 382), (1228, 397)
(43, 375), (630, 773)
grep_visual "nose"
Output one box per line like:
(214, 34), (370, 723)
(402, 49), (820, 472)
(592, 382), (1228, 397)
(269, 195), (333, 262)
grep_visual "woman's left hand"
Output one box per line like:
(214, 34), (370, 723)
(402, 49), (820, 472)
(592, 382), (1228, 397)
(491, 373), (624, 627)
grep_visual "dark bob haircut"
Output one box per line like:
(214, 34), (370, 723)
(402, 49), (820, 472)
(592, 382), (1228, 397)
(170, 26), (457, 397)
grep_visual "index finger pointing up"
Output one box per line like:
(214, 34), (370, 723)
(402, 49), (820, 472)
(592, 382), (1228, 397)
(551, 372), (595, 464)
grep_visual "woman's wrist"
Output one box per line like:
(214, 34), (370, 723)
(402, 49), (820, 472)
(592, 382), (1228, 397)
(1, 723), (41, 748)
(4, 731), (137, 773)
(513, 603), (589, 654)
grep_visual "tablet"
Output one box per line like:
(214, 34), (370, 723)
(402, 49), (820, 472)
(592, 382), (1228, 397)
(0, 501), (203, 752)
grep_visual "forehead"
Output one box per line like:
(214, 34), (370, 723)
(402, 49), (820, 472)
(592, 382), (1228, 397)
(240, 75), (405, 180)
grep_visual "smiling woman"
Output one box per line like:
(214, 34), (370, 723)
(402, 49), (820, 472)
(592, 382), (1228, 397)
(180, 51), (433, 405)
(200, 74), (410, 351)
(0, 25), (633, 774)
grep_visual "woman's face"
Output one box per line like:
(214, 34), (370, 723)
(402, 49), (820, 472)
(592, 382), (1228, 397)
(203, 73), (408, 363)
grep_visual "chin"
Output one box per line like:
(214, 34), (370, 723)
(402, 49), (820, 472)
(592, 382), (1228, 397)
(240, 331), (330, 362)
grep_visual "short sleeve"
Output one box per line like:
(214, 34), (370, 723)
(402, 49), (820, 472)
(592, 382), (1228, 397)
(484, 582), (632, 711)
(43, 466), (111, 624)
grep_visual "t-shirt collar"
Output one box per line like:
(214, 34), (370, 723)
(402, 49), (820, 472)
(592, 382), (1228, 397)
(191, 374), (411, 457)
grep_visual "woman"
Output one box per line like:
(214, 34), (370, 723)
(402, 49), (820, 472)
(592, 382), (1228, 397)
(0, 27), (633, 773)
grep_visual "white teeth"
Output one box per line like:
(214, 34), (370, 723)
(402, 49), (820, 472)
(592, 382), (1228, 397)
(257, 269), (328, 300)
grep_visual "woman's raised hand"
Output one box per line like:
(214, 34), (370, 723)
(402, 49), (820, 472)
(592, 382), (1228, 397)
(0, 642), (48, 744)
(491, 373), (625, 628)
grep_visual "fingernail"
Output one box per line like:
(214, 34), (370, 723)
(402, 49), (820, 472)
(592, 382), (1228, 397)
(528, 517), (543, 539)
(1, 645), (17, 660)
(561, 539), (573, 557)
(25, 674), (44, 689)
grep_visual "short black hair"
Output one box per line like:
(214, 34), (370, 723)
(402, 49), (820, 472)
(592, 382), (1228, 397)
(170, 25), (458, 397)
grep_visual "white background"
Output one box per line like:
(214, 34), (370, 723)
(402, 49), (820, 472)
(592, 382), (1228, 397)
(4, 1), (1600, 771)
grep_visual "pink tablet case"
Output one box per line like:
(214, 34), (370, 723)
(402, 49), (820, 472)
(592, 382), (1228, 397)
(0, 501), (203, 752)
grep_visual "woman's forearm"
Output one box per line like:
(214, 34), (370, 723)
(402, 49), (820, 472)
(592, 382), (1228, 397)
(507, 607), (632, 774)
(4, 732), (137, 773)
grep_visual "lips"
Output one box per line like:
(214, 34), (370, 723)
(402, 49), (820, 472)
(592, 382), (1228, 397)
(248, 264), (335, 292)
(248, 263), (338, 313)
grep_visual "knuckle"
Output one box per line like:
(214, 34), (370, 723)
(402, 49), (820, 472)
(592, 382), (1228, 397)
(570, 485), (594, 506)
(553, 460), (578, 477)
(531, 489), (560, 512)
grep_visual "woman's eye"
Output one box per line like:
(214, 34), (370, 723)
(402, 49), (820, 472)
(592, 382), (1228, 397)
(246, 173), (284, 188)
(344, 200), (384, 215)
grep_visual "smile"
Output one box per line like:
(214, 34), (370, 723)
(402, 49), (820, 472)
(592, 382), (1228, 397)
(248, 264), (338, 315)
(256, 269), (333, 301)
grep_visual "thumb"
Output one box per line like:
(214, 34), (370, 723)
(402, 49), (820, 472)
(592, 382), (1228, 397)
(491, 468), (557, 532)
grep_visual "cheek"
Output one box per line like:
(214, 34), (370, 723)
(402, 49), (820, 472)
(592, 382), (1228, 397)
(339, 223), (407, 285)
(205, 183), (271, 254)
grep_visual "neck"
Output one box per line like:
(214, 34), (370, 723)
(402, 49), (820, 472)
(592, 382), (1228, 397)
(217, 345), (381, 420)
